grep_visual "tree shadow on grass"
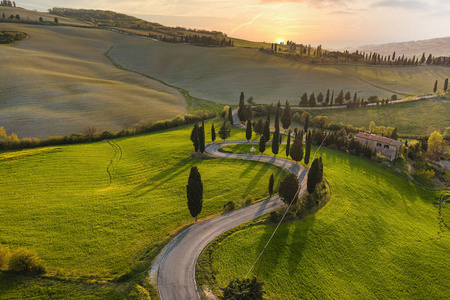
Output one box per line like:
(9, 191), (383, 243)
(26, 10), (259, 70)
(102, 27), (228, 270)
(241, 163), (271, 199)
(127, 157), (194, 198)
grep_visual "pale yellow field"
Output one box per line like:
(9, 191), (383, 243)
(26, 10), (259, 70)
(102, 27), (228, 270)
(109, 39), (450, 104)
(0, 23), (187, 139)
(0, 6), (91, 26)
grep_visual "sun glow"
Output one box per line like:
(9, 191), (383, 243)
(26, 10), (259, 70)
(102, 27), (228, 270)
(277, 39), (284, 44)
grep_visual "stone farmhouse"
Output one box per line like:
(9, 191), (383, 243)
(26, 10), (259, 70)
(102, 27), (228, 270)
(355, 132), (402, 161)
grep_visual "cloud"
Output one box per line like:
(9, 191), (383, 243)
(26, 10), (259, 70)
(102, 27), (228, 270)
(230, 12), (265, 34)
(371, 0), (428, 10)
(330, 10), (354, 14)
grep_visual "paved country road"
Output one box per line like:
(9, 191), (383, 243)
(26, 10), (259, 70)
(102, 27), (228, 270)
(150, 141), (307, 300)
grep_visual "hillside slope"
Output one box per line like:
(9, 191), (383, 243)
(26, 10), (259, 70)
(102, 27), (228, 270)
(0, 22), (187, 139)
(355, 36), (450, 58)
(109, 38), (450, 105)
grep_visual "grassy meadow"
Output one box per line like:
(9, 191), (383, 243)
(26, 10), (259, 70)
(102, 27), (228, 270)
(205, 145), (450, 299)
(0, 22), (187, 139)
(309, 98), (450, 136)
(109, 39), (450, 105)
(0, 119), (288, 298)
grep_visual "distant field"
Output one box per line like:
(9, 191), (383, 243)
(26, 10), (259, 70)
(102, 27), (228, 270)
(109, 39), (450, 105)
(309, 98), (450, 136)
(208, 145), (449, 299)
(0, 119), (288, 298)
(0, 7), (91, 26)
(0, 23), (187, 139)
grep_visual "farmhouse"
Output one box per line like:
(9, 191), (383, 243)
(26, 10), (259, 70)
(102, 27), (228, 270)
(355, 132), (402, 161)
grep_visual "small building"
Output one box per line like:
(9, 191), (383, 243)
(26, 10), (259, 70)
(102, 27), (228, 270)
(355, 132), (402, 161)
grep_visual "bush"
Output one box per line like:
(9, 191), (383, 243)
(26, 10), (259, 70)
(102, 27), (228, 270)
(0, 246), (10, 270)
(9, 247), (45, 273)
(244, 195), (253, 206)
(223, 201), (235, 213)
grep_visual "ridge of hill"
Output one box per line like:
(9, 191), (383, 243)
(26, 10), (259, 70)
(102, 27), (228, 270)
(355, 36), (450, 58)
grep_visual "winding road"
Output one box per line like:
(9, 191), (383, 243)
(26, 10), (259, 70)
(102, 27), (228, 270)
(150, 140), (307, 300)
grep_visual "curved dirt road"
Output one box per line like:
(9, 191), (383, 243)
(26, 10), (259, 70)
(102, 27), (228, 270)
(151, 141), (307, 300)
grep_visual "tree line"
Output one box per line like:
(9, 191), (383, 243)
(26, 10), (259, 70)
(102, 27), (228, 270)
(149, 33), (234, 47)
(0, 30), (26, 43)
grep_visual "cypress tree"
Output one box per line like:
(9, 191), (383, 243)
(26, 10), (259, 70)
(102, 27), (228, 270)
(272, 125), (279, 156)
(286, 130), (291, 157)
(330, 90), (334, 106)
(279, 173), (299, 204)
(245, 104), (253, 121)
(259, 135), (266, 154)
(281, 100), (291, 131)
(238, 92), (245, 122)
(211, 124), (216, 143)
(300, 92), (308, 107)
(275, 101), (280, 129)
(218, 121), (231, 141)
(269, 173), (274, 196)
(433, 80), (438, 93)
(246, 120), (252, 141)
(444, 78), (448, 92)
(186, 166), (203, 222)
(228, 107), (233, 124)
(190, 123), (199, 152)
(426, 54), (432, 65)
(304, 115), (309, 133)
(199, 121), (205, 153)
(308, 92), (316, 107)
(263, 120), (271, 142)
(325, 89), (330, 104)
(290, 135), (303, 163)
(307, 158), (321, 194)
(266, 106), (271, 123)
(304, 130), (311, 165)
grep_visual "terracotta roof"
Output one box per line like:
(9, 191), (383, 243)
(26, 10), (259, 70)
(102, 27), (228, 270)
(355, 132), (401, 147)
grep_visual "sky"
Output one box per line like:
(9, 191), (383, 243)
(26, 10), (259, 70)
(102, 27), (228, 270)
(20, 0), (450, 49)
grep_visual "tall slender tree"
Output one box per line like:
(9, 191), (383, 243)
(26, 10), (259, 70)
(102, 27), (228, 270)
(246, 120), (252, 141)
(286, 130), (291, 158)
(263, 120), (271, 142)
(228, 107), (234, 125)
(211, 124), (216, 143)
(304, 130), (311, 165)
(433, 80), (438, 93)
(272, 125), (279, 156)
(238, 92), (245, 122)
(307, 158), (322, 194)
(259, 135), (266, 154)
(308, 92), (316, 107)
(190, 123), (199, 152)
(325, 89), (330, 104)
(199, 121), (205, 153)
(444, 78), (448, 92)
(186, 166), (203, 222)
(268, 173), (274, 197)
(300, 92), (308, 107)
(304, 115), (309, 133)
(281, 100), (291, 131)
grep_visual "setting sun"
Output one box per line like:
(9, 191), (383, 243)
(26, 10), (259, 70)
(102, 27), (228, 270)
(277, 39), (284, 44)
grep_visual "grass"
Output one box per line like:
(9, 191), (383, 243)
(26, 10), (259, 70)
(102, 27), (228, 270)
(0, 23), (188, 139)
(0, 118), (288, 298)
(204, 145), (450, 299)
(309, 97), (450, 136)
(109, 38), (450, 105)
(0, 7), (92, 26)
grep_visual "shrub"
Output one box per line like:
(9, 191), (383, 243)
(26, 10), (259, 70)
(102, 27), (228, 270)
(100, 130), (115, 140)
(223, 201), (235, 213)
(9, 247), (45, 273)
(244, 195), (253, 206)
(0, 246), (10, 270)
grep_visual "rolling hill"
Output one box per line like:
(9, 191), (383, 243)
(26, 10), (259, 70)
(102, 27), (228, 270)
(0, 19), (187, 139)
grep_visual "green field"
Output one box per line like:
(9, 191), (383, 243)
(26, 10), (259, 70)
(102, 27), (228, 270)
(309, 98), (450, 136)
(205, 145), (450, 299)
(0, 21), (187, 139)
(0, 119), (288, 298)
